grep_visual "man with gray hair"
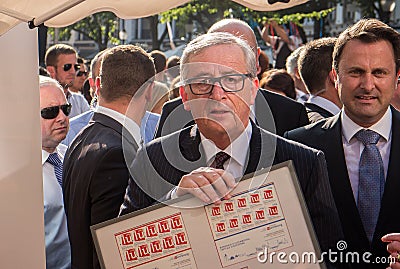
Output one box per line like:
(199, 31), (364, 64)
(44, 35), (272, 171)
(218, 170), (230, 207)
(120, 32), (343, 262)
(286, 46), (309, 103)
(39, 75), (71, 269)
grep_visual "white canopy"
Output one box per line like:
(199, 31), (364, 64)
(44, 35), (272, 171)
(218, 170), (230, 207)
(0, 0), (308, 268)
(0, 0), (308, 36)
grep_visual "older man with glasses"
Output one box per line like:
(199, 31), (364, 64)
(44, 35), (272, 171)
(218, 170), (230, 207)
(39, 75), (71, 269)
(119, 33), (344, 267)
(45, 44), (90, 118)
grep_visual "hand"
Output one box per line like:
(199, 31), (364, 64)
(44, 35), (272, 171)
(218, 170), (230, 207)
(176, 167), (236, 204)
(264, 19), (278, 28)
(382, 233), (400, 268)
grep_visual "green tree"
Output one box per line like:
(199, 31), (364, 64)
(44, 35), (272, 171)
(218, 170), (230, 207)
(161, 0), (334, 39)
(48, 12), (119, 51)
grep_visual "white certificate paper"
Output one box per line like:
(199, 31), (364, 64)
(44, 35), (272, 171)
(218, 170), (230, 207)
(92, 161), (326, 269)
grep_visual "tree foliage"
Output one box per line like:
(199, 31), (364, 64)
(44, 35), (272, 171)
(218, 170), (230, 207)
(48, 12), (119, 51)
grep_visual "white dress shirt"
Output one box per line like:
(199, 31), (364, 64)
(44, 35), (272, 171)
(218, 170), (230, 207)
(171, 121), (253, 199)
(200, 121), (252, 179)
(341, 108), (392, 201)
(96, 106), (142, 147)
(41, 144), (71, 269)
(308, 95), (341, 116)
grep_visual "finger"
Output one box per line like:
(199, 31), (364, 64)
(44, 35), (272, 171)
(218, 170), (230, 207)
(179, 174), (221, 203)
(186, 186), (212, 204)
(387, 242), (400, 253)
(177, 175), (211, 203)
(217, 169), (236, 188)
(197, 180), (223, 204)
(383, 233), (400, 242)
(203, 172), (230, 199)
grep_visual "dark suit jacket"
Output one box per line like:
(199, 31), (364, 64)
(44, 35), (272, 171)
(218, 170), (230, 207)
(120, 121), (343, 257)
(155, 88), (309, 138)
(285, 107), (400, 269)
(304, 102), (335, 123)
(63, 113), (139, 269)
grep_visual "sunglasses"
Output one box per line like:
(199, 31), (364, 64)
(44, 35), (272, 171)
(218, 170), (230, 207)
(60, 63), (81, 72)
(41, 104), (72, 119)
(76, 71), (88, 77)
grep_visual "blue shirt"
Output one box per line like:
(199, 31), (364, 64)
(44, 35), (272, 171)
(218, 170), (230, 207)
(62, 110), (160, 146)
(41, 145), (71, 269)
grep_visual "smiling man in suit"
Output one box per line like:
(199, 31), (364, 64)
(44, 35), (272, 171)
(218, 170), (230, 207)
(120, 32), (344, 265)
(285, 19), (400, 269)
(155, 18), (309, 138)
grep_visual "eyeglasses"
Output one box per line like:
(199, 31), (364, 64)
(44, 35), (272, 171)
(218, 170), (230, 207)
(59, 64), (81, 72)
(76, 71), (88, 77)
(41, 104), (72, 119)
(183, 73), (253, 95)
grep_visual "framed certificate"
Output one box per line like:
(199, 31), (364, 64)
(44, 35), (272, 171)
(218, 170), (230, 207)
(91, 161), (326, 269)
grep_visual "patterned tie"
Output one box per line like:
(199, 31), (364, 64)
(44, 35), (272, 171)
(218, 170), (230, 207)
(355, 129), (385, 243)
(47, 153), (63, 187)
(210, 152), (231, 169)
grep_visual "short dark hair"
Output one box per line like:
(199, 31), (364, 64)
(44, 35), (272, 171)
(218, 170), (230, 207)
(99, 45), (155, 102)
(166, 55), (180, 79)
(45, 44), (77, 67)
(149, 50), (167, 73)
(299, 37), (337, 95)
(260, 69), (296, 99)
(333, 18), (400, 73)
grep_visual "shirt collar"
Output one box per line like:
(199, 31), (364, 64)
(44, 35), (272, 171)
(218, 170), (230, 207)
(308, 95), (341, 115)
(341, 107), (391, 143)
(200, 120), (252, 167)
(96, 105), (142, 146)
(41, 143), (67, 165)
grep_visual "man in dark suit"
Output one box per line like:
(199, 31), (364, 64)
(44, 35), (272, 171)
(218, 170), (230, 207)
(120, 32), (344, 264)
(155, 18), (308, 138)
(285, 19), (400, 269)
(298, 37), (342, 123)
(62, 45), (155, 269)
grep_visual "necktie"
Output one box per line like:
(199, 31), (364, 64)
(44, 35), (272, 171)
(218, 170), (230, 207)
(210, 152), (230, 169)
(355, 129), (385, 243)
(47, 153), (63, 187)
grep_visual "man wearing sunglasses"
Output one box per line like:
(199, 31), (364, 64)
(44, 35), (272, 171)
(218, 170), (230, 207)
(119, 33), (344, 268)
(45, 44), (90, 118)
(62, 45), (156, 269)
(70, 56), (88, 94)
(39, 75), (71, 269)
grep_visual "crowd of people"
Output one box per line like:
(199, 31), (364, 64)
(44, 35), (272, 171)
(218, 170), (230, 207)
(39, 17), (400, 269)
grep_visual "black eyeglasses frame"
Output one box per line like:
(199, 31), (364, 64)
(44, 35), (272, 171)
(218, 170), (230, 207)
(41, 104), (72, 119)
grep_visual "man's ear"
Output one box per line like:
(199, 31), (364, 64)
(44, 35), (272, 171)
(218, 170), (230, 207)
(250, 78), (259, 105)
(179, 86), (191, 111)
(95, 76), (101, 97)
(46, 66), (56, 79)
(256, 47), (262, 75)
(331, 69), (339, 90)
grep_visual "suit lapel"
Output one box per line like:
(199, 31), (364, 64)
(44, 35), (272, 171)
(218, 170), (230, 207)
(373, 107), (400, 247)
(321, 114), (370, 250)
(177, 125), (207, 167)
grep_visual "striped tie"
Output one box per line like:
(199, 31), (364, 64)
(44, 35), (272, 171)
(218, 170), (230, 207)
(47, 153), (63, 187)
(210, 152), (231, 169)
